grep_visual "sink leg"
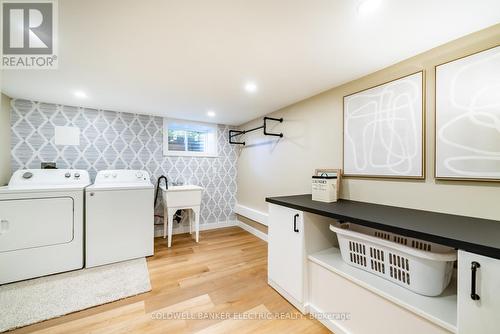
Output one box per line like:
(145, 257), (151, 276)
(163, 206), (167, 239)
(167, 208), (175, 247)
(188, 210), (192, 235)
(193, 206), (200, 243)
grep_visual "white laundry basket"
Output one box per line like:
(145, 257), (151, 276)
(330, 222), (457, 296)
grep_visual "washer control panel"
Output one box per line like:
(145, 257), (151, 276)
(94, 170), (151, 186)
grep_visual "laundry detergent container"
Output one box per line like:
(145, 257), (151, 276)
(330, 222), (457, 296)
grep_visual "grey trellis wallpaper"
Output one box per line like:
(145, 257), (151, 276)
(10, 99), (238, 233)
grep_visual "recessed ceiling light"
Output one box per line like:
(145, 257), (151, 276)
(207, 110), (216, 117)
(244, 82), (258, 93)
(358, 0), (382, 15)
(74, 90), (87, 99)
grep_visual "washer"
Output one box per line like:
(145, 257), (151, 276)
(0, 169), (90, 285)
(85, 170), (154, 268)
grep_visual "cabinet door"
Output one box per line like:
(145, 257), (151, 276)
(458, 250), (500, 334)
(268, 204), (304, 304)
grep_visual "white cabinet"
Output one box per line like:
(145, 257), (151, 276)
(268, 204), (305, 310)
(458, 250), (500, 334)
(267, 203), (500, 333)
(268, 203), (335, 313)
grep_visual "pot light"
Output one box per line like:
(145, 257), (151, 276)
(244, 82), (258, 93)
(358, 0), (382, 15)
(74, 90), (87, 99)
(207, 110), (216, 117)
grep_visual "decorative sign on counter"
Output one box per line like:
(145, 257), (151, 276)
(312, 169), (341, 203)
(312, 175), (337, 202)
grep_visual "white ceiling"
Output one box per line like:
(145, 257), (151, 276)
(2, 0), (500, 125)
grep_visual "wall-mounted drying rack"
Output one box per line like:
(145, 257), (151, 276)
(229, 117), (283, 145)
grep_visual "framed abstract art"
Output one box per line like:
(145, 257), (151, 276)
(343, 71), (425, 179)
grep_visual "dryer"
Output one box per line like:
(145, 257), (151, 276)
(0, 169), (90, 284)
(85, 170), (154, 268)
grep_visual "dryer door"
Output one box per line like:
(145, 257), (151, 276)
(0, 197), (74, 252)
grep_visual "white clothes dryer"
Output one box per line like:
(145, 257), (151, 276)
(0, 169), (90, 284)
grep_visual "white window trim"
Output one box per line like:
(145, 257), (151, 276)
(163, 118), (219, 157)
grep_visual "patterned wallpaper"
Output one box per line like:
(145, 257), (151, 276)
(10, 99), (238, 232)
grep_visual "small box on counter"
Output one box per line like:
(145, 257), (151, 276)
(312, 174), (338, 202)
(312, 168), (341, 203)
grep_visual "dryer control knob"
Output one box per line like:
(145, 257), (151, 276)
(65, 172), (71, 178)
(74, 173), (80, 178)
(22, 172), (33, 179)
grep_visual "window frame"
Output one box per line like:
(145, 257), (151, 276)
(163, 118), (218, 157)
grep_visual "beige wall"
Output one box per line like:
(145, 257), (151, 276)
(0, 93), (11, 186)
(237, 24), (500, 221)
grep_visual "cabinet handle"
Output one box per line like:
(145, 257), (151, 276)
(470, 261), (480, 301)
(293, 214), (299, 233)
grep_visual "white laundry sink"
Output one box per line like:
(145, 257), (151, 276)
(160, 184), (204, 247)
(160, 184), (203, 208)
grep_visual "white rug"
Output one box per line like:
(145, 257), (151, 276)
(0, 258), (151, 332)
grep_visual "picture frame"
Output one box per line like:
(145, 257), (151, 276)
(434, 45), (500, 181)
(342, 71), (425, 179)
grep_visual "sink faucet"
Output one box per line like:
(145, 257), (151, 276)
(154, 175), (168, 207)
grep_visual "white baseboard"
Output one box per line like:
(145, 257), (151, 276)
(309, 304), (349, 334)
(237, 220), (268, 242)
(154, 219), (267, 242)
(234, 203), (268, 226)
(154, 221), (237, 238)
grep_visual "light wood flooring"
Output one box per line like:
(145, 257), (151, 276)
(10, 226), (329, 334)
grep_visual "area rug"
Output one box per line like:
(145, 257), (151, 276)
(0, 258), (151, 332)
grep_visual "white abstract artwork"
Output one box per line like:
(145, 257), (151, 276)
(343, 72), (424, 178)
(436, 46), (500, 180)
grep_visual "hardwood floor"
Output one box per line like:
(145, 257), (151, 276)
(10, 227), (329, 334)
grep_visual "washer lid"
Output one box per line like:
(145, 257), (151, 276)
(5, 169), (90, 191)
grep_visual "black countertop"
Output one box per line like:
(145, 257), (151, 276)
(266, 194), (500, 259)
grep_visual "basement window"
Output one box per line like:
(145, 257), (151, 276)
(163, 119), (218, 157)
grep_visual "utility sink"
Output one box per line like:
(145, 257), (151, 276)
(160, 184), (204, 247)
(160, 184), (203, 209)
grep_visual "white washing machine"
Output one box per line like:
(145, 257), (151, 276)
(85, 170), (154, 268)
(0, 169), (90, 284)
